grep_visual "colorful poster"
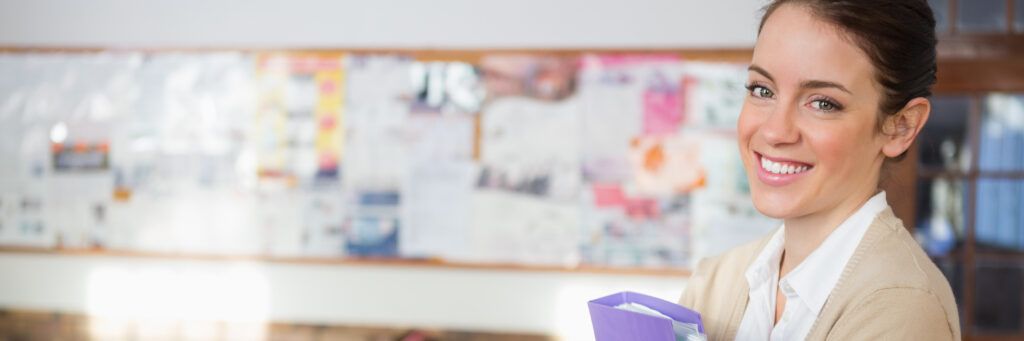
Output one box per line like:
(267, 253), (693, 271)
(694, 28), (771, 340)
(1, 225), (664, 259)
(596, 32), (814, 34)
(255, 54), (345, 186)
(344, 190), (401, 257)
(579, 192), (691, 268)
(628, 135), (705, 196)
(578, 54), (686, 183)
(642, 73), (683, 135)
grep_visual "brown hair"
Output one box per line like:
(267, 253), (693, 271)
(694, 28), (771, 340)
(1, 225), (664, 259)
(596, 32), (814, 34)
(758, 0), (937, 160)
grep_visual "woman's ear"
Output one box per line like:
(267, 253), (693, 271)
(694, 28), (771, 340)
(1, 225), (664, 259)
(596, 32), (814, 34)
(881, 97), (931, 158)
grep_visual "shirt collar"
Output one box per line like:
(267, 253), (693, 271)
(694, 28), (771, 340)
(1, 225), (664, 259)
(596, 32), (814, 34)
(743, 191), (888, 313)
(744, 227), (784, 290)
(784, 191), (888, 314)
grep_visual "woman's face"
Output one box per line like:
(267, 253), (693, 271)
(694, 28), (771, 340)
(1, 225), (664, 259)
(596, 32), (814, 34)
(739, 4), (889, 220)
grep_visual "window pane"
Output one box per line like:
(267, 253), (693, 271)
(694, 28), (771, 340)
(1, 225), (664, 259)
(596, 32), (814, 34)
(975, 179), (1024, 251)
(920, 96), (971, 172)
(958, 0), (1008, 33)
(916, 177), (967, 256)
(979, 93), (1024, 172)
(929, 0), (952, 34)
(974, 261), (1023, 333)
(1017, 0), (1024, 31)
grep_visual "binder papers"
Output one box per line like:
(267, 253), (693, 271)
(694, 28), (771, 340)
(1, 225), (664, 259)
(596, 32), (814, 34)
(589, 291), (706, 341)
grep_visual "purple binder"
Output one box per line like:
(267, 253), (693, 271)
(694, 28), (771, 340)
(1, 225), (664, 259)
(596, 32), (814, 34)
(588, 291), (704, 341)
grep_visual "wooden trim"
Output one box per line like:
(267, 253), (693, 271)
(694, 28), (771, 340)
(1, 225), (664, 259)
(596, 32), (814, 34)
(969, 334), (1024, 341)
(974, 250), (1024, 262)
(0, 46), (754, 63)
(935, 58), (1024, 93)
(0, 246), (691, 278)
(964, 94), (983, 336)
(0, 307), (556, 341)
(918, 169), (1024, 179)
(937, 35), (1024, 60)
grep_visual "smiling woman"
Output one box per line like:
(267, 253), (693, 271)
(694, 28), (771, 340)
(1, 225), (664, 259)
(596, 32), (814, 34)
(678, 0), (960, 340)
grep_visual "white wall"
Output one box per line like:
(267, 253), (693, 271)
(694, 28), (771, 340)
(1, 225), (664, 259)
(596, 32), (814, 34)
(0, 0), (763, 49)
(0, 252), (687, 339)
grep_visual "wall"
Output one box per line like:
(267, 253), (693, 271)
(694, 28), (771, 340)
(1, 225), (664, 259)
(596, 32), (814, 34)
(0, 253), (687, 339)
(0, 0), (762, 49)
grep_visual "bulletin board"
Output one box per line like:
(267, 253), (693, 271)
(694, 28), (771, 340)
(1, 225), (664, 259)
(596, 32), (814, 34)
(0, 48), (779, 275)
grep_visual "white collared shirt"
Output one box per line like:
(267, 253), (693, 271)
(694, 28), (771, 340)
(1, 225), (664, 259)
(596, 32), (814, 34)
(735, 192), (888, 341)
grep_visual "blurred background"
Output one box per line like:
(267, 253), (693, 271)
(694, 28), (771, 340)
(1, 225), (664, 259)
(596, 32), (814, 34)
(0, 0), (1020, 340)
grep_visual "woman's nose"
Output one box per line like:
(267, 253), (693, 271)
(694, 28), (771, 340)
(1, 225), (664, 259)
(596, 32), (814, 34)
(759, 105), (800, 146)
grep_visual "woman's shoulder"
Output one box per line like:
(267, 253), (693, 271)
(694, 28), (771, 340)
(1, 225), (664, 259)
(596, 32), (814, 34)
(812, 207), (961, 339)
(822, 286), (959, 340)
(844, 208), (953, 294)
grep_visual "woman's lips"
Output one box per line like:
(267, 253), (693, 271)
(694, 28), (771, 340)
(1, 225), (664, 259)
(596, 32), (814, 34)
(755, 152), (814, 187)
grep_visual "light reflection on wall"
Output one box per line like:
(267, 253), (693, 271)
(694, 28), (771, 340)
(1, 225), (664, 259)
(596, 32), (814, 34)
(85, 262), (271, 340)
(554, 279), (683, 340)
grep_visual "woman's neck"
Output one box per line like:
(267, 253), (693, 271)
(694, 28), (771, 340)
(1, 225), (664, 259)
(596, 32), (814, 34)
(779, 187), (879, 276)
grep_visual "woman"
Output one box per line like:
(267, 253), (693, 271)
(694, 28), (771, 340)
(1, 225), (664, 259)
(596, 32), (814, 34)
(678, 0), (960, 340)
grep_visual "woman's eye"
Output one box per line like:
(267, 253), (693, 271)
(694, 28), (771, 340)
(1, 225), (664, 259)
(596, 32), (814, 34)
(748, 85), (774, 99)
(810, 99), (840, 112)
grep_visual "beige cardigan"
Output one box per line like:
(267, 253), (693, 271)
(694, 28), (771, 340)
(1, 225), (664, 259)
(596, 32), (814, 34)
(679, 207), (961, 340)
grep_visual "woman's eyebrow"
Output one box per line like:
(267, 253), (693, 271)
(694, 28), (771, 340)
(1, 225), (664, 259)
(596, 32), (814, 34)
(748, 65), (774, 82)
(801, 80), (852, 94)
(749, 64), (852, 95)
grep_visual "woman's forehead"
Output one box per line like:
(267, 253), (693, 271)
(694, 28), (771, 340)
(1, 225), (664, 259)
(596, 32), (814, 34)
(751, 4), (875, 91)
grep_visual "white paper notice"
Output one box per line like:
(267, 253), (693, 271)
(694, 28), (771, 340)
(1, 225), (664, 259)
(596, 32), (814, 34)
(400, 161), (476, 260)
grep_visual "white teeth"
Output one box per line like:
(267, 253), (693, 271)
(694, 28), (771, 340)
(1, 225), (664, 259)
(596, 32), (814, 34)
(760, 156), (811, 175)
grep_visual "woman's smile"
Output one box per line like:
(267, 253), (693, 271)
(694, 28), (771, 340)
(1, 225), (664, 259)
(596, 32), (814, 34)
(754, 152), (814, 186)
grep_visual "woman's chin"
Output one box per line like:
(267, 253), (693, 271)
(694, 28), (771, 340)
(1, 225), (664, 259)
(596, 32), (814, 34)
(750, 191), (803, 220)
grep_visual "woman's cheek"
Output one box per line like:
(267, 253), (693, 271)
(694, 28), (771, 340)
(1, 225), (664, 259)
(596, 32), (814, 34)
(736, 104), (762, 147)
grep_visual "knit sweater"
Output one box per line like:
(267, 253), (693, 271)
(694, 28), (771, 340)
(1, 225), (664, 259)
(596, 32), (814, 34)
(679, 207), (961, 340)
